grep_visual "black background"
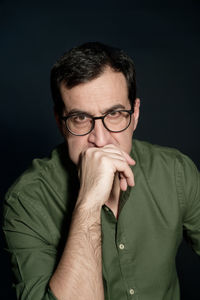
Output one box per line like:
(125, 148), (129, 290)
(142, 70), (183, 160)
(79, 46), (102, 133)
(1, 0), (200, 299)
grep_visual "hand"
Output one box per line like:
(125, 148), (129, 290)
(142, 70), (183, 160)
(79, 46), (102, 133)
(76, 144), (135, 212)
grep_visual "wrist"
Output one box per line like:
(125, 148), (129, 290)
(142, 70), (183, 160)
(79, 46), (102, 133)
(73, 201), (102, 229)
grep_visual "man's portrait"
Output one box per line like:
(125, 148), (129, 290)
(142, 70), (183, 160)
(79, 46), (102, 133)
(1, 1), (200, 300)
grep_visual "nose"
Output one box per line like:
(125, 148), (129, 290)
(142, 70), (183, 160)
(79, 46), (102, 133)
(88, 119), (111, 147)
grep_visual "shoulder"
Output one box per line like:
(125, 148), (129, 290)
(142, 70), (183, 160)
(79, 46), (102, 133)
(133, 139), (182, 160)
(132, 139), (199, 212)
(3, 143), (78, 226)
(132, 139), (199, 192)
(5, 143), (70, 198)
(132, 139), (198, 173)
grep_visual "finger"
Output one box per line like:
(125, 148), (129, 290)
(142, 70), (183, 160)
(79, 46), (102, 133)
(100, 153), (127, 162)
(119, 173), (128, 191)
(112, 160), (134, 187)
(120, 150), (135, 165)
(102, 145), (136, 165)
(126, 172), (135, 187)
(119, 172), (135, 189)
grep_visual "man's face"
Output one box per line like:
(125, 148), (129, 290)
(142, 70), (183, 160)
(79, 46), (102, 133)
(58, 67), (140, 165)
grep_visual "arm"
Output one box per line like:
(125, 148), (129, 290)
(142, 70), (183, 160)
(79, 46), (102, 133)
(176, 154), (200, 254)
(49, 144), (135, 300)
(49, 204), (103, 300)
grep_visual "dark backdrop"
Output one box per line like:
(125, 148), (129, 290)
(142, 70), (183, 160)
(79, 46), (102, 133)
(1, 0), (200, 299)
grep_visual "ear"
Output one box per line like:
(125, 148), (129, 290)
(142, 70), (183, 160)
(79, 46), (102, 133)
(54, 108), (64, 136)
(133, 98), (140, 131)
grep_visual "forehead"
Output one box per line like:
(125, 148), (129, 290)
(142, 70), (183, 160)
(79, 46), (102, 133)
(60, 68), (130, 114)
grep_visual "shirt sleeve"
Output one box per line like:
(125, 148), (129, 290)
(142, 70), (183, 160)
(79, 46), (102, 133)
(3, 191), (59, 300)
(176, 153), (200, 255)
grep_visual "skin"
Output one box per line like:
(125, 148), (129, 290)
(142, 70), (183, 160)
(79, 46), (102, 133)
(50, 67), (140, 299)
(59, 67), (139, 165)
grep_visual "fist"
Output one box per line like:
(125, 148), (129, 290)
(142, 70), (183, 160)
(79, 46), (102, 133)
(76, 144), (135, 211)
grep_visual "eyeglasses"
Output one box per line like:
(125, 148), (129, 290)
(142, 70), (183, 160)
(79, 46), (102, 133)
(61, 109), (134, 136)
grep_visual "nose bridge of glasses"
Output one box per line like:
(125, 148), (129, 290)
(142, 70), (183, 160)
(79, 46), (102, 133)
(90, 116), (111, 146)
(93, 115), (105, 121)
(92, 115), (106, 129)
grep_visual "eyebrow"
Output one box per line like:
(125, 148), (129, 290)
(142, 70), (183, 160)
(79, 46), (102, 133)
(66, 104), (126, 116)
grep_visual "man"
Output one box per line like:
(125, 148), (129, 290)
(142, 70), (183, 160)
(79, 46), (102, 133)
(3, 42), (200, 300)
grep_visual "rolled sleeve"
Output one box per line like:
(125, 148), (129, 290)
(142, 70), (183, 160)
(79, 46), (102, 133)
(3, 192), (59, 300)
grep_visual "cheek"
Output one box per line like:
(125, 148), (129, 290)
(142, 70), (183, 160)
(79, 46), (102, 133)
(65, 135), (88, 165)
(114, 128), (134, 154)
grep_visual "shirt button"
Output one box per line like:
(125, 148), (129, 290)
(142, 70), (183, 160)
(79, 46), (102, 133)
(129, 288), (135, 295)
(119, 243), (125, 250)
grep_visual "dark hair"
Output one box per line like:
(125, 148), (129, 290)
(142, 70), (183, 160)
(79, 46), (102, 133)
(50, 42), (137, 116)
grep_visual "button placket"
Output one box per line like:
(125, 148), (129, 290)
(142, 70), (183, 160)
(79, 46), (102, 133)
(116, 219), (137, 299)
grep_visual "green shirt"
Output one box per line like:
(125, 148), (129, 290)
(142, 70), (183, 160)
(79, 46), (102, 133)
(3, 139), (200, 300)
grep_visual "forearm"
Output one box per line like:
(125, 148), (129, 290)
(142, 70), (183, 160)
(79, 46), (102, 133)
(49, 205), (104, 300)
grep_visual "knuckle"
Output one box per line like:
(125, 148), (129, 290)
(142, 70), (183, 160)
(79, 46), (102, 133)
(92, 150), (101, 160)
(84, 147), (96, 158)
(99, 154), (108, 164)
(85, 147), (93, 155)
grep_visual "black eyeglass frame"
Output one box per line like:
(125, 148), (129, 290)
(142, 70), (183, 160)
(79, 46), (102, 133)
(61, 109), (134, 136)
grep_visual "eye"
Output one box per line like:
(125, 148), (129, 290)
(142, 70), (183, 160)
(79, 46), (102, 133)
(107, 110), (121, 118)
(76, 114), (86, 120)
(71, 114), (90, 123)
